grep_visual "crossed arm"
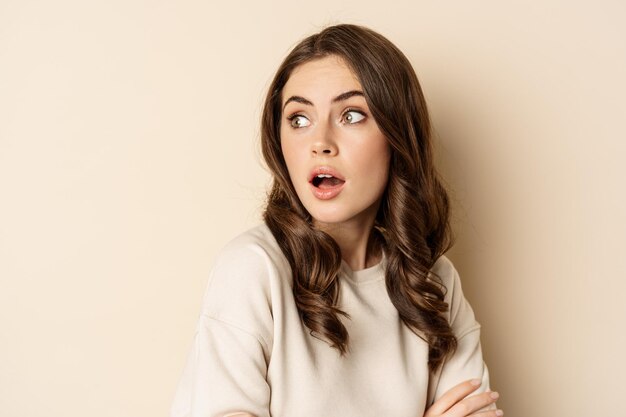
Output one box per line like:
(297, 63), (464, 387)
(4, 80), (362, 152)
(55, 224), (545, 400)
(222, 378), (502, 417)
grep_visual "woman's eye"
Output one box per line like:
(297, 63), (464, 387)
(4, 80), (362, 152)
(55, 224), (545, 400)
(289, 115), (311, 128)
(343, 110), (366, 124)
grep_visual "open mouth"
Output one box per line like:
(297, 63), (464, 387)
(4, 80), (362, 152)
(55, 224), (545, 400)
(311, 174), (346, 189)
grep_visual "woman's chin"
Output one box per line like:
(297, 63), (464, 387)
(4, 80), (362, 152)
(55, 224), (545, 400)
(308, 210), (350, 227)
(305, 201), (379, 229)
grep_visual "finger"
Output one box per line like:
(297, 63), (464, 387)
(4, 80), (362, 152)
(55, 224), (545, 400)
(425, 379), (483, 416)
(471, 409), (504, 417)
(222, 413), (257, 417)
(447, 391), (499, 417)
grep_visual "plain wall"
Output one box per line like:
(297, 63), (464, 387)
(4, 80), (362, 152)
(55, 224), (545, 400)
(1, 1), (625, 416)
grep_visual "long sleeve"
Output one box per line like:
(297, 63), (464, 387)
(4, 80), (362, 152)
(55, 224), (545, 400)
(170, 237), (275, 417)
(170, 315), (271, 417)
(426, 257), (494, 409)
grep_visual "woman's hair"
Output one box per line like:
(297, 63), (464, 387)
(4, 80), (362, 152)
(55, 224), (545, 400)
(261, 24), (456, 371)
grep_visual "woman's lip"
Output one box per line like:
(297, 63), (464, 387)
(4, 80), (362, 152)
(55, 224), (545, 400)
(309, 181), (345, 200)
(308, 166), (345, 183)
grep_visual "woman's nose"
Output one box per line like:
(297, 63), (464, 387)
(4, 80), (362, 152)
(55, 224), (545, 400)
(311, 142), (338, 155)
(311, 126), (338, 156)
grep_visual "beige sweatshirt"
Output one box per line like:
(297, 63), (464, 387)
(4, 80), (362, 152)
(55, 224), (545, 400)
(170, 224), (492, 417)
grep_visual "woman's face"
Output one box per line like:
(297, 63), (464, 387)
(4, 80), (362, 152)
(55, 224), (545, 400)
(280, 55), (391, 229)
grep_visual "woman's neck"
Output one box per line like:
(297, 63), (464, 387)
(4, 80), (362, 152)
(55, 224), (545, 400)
(314, 218), (382, 271)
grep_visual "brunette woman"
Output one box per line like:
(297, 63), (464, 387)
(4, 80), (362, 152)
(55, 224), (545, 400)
(171, 24), (502, 417)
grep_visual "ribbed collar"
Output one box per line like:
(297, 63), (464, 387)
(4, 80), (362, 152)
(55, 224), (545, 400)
(339, 251), (386, 284)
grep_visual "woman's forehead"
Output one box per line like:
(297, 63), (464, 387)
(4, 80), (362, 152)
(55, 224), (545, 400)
(282, 56), (362, 104)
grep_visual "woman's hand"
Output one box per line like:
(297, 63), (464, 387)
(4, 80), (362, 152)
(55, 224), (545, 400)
(424, 379), (503, 417)
(221, 413), (257, 417)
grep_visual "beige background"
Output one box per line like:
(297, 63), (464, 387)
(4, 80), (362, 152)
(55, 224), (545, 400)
(1, 1), (625, 416)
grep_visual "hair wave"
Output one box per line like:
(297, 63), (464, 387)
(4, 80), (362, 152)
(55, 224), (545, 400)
(261, 24), (456, 371)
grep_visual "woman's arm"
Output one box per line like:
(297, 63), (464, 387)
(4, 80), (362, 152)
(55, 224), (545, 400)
(426, 257), (499, 413)
(169, 315), (271, 417)
(425, 379), (502, 417)
(170, 240), (274, 417)
(216, 380), (503, 417)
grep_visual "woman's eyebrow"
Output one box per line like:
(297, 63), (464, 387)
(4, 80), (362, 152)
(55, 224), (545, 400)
(283, 95), (312, 110)
(282, 90), (365, 111)
(332, 90), (364, 103)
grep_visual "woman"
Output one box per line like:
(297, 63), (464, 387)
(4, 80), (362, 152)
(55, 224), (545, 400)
(171, 24), (502, 417)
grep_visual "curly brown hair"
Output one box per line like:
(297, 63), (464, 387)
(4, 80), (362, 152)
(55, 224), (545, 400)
(261, 23), (456, 371)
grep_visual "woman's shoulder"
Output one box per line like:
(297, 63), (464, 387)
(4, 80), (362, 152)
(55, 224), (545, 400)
(431, 254), (480, 334)
(220, 222), (280, 252)
(430, 254), (459, 288)
(199, 223), (289, 320)
(213, 223), (287, 273)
